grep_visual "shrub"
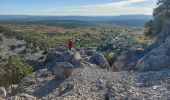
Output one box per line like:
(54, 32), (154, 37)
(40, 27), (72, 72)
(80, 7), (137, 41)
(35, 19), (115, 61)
(0, 68), (5, 86)
(103, 48), (122, 67)
(3, 55), (33, 87)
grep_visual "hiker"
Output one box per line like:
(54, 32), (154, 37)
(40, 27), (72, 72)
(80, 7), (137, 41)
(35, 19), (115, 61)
(67, 38), (74, 50)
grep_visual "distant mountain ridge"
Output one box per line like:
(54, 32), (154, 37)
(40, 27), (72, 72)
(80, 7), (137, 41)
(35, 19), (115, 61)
(0, 14), (152, 21)
(0, 14), (152, 26)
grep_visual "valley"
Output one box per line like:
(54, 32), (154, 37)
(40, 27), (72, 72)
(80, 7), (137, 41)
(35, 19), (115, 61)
(0, 14), (169, 100)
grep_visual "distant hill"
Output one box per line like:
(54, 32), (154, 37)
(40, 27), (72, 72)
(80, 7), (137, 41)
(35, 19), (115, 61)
(0, 15), (152, 26)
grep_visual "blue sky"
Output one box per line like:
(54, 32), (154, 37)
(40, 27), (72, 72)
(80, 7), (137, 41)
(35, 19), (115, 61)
(0, 0), (157, 16)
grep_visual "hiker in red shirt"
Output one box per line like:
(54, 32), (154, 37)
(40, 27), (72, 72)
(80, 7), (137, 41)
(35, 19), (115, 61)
(67, 38), (74, 50)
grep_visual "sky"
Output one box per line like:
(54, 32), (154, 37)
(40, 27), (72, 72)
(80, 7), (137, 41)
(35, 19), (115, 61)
(0, 0), (157, 16)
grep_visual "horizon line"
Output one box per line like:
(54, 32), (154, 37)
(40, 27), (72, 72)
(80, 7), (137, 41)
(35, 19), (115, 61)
(0, 14), (152, 17)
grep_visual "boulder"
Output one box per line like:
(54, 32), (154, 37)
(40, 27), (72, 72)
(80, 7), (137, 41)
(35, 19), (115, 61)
(60, 49), (83, 68)
(91, 52), (110, 69)
(45, 48), (84, 68)
(72, 58), (84, 68)
(6, 93), (36, 100)
(0, 87), (6, 99)
(45, 47), (111, 69)
(59, 51), (74, 62)
(114, 49), (141, 71)
(72, 50), (82, 60)
(71, 50), (84, 68)
(53, 62), (74, 79)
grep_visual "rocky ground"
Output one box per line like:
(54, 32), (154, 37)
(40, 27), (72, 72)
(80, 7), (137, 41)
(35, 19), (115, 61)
(5, 67), (170, 100)
(1, 19), (170, 100)
(0, 33), (26, 57)
(0, 33), (43, 67)
(3, 46), (170, 100)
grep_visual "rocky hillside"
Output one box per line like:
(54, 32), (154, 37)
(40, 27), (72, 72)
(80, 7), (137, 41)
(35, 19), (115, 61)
(136, 19), (170, 71)
(5, 67), (170, 100)
(113, 19), (170, 72)
(1, 44), (169, 100)
(1, 19), (170, 100)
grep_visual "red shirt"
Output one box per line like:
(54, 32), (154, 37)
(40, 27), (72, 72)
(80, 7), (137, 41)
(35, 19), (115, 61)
(68, 39), (73, 48)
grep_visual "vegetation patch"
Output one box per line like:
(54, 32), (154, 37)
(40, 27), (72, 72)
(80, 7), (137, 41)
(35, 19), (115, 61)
(0, 55), (33, 87)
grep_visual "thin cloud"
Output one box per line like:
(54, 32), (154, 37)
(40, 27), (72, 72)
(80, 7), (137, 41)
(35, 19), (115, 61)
(43, 0), (153, 16)
(81, 0), (150, 8)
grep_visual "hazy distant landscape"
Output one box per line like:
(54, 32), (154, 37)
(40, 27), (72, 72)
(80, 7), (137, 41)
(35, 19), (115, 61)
(0, 14), (157, 99)
(0, 0), (170, 99)
(0, 15), (149, 52)
(0, 14), (152, 26)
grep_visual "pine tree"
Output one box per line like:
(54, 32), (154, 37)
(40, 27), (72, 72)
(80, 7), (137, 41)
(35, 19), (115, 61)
(153, 0), (170, 19)
(145, 0), (170, 37)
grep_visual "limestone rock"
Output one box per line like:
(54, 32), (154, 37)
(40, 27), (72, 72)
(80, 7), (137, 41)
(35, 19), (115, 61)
(136, 38), (170, 71)
(0, 87), (6, 99)
(59, 51), (74, 62)
(53, 62), (74, 79)
(136, 19), (170, 71)
(7, 84), (18, 95)
(71, 49), (84, 68)
(91, 52), (110, 69)
(114, 49), (141, 71)
(45, 48), (85, 69)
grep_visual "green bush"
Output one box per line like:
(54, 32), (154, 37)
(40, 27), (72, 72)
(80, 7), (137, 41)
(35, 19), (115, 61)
(2, 55), (33, 87)
(0, 68), (5, 86)
(103, 50), (121, 67)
